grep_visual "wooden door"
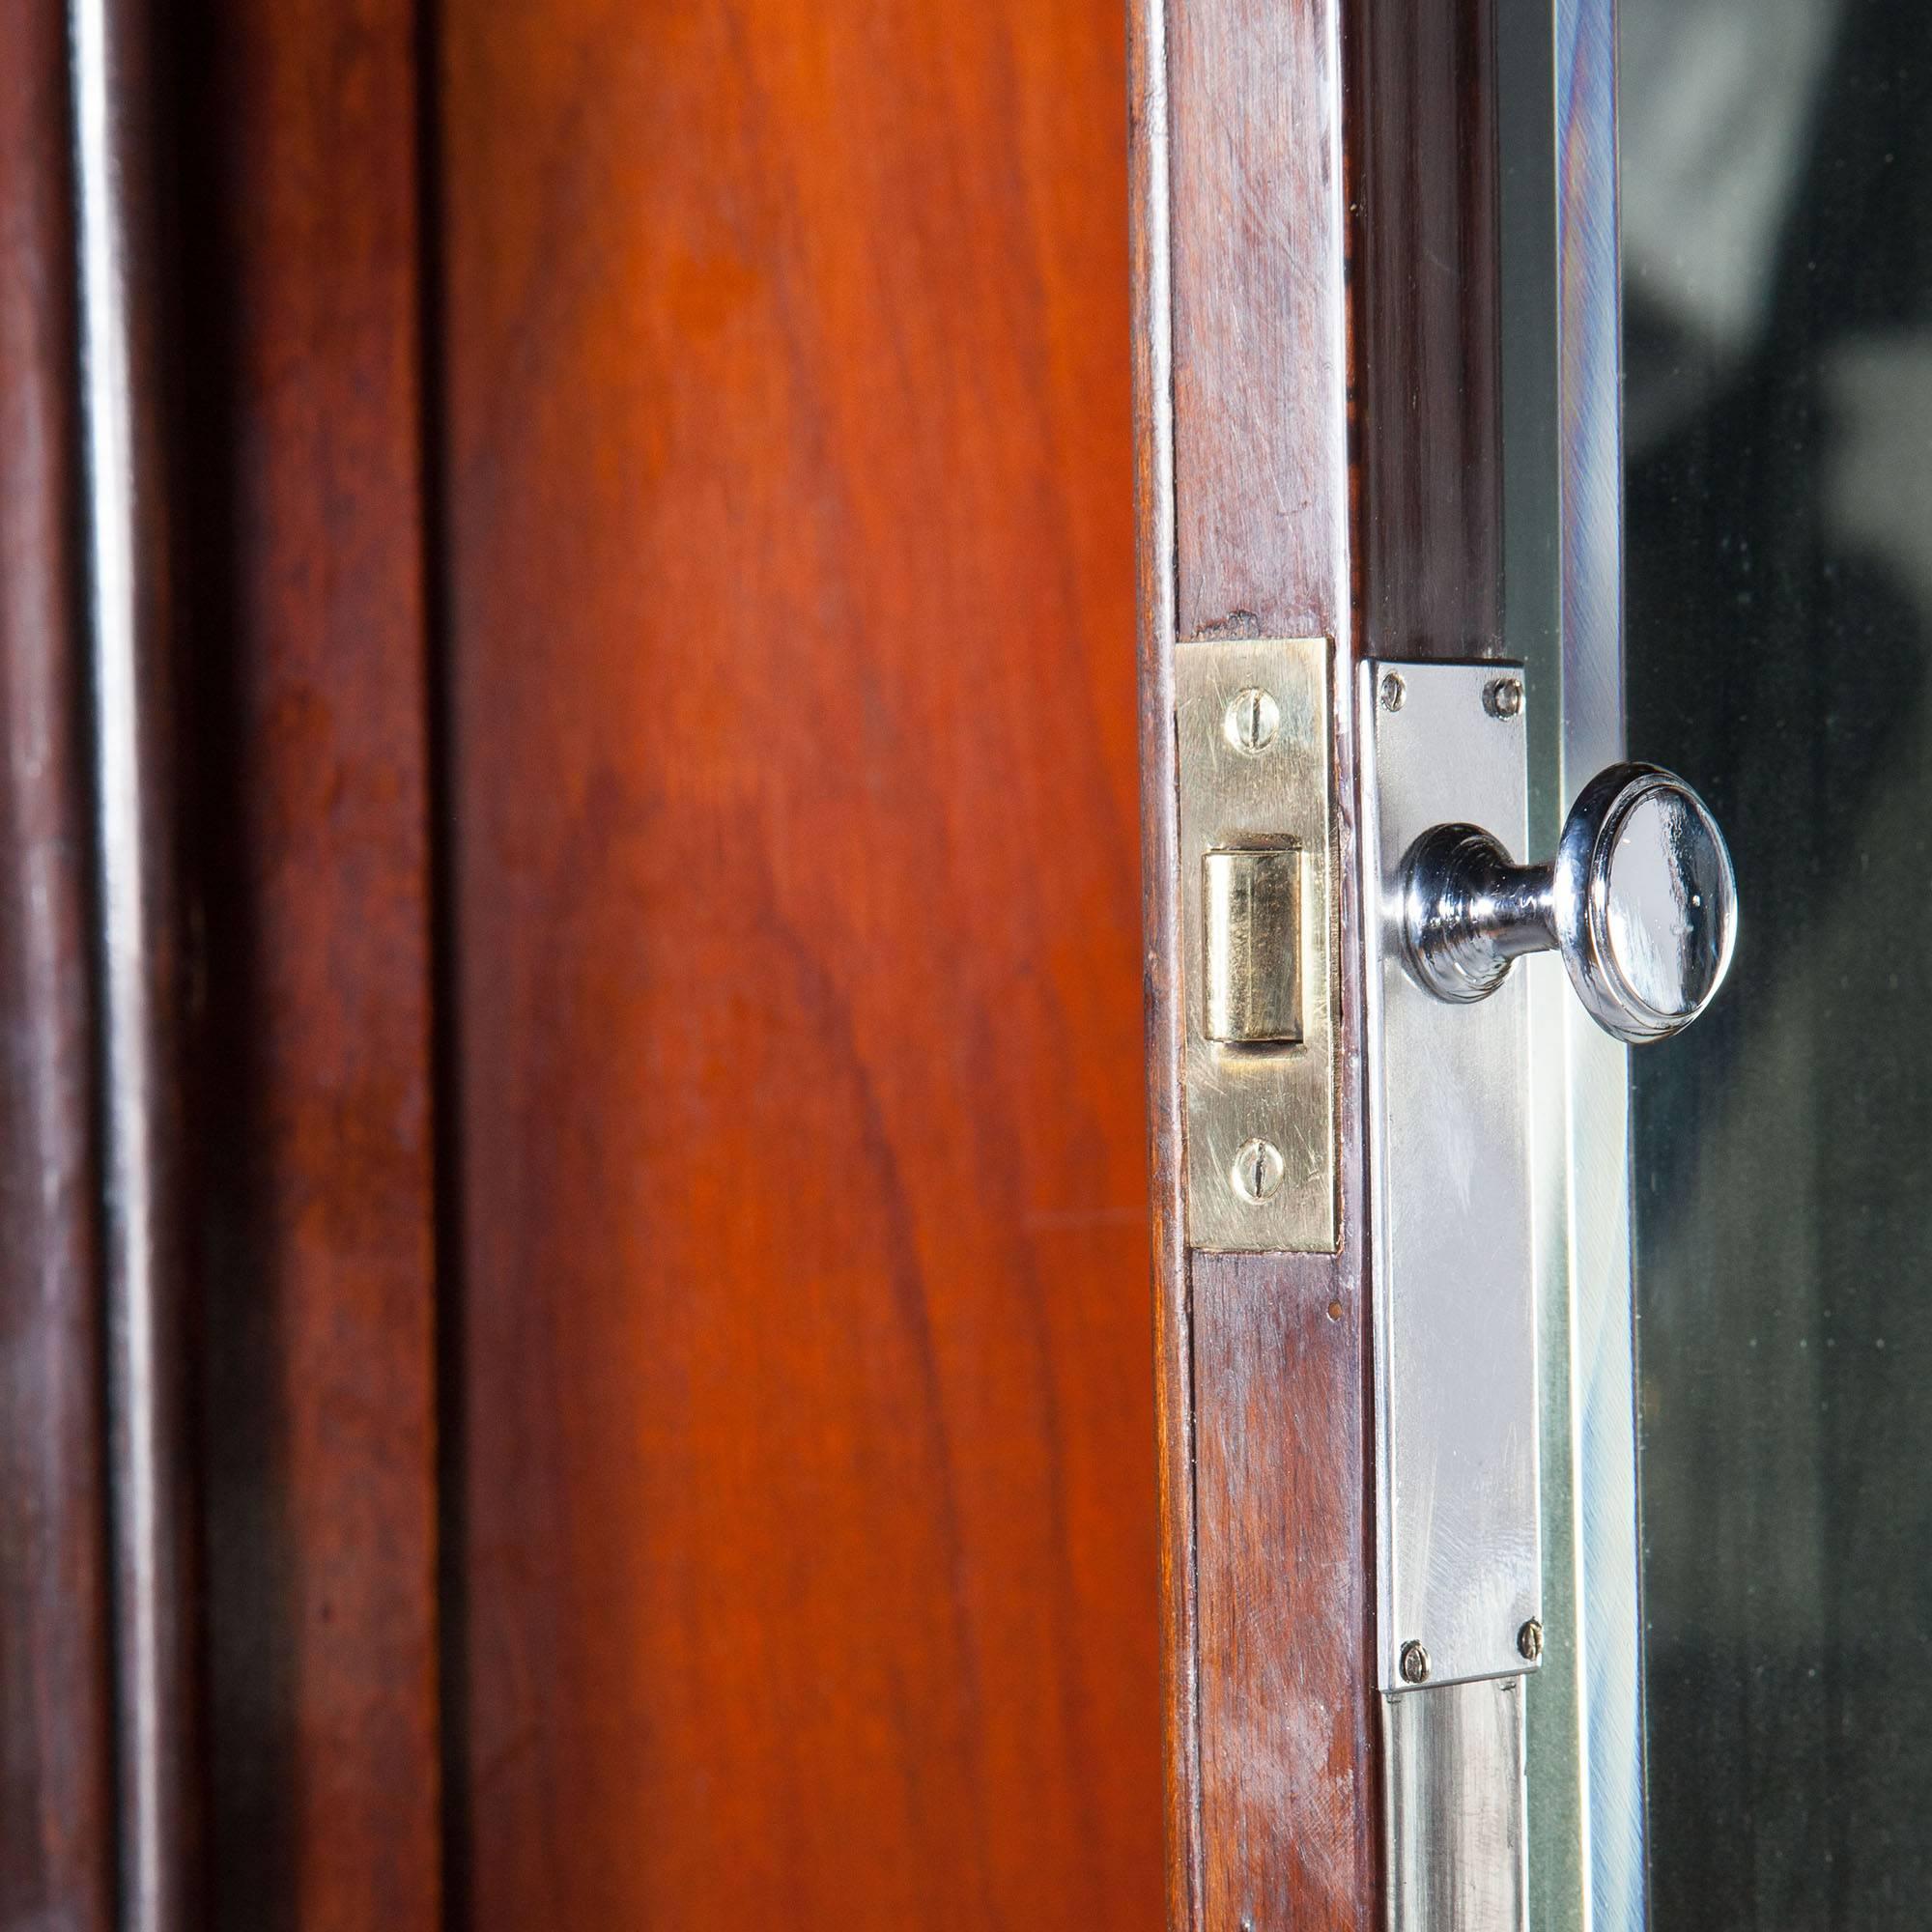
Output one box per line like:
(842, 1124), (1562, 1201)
(2, 0), (1546, 1923)
(3, 0), (1162, 1927)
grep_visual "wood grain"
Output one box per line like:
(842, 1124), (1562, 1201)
(1192, 1255), (1378, 1928)
(438, 2), (1161, 1924)
(0, 2), (115, 1920)
(1171, 0), (1352, 645)
(1160, 0), (1380, 1927)
(172, 0), (443, 1921)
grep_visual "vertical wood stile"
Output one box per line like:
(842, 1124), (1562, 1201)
(71, 0), (202, 1919)
(0, 0), (116, 1920)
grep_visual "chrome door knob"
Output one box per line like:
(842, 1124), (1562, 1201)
(1400, 762), (1738, 1043)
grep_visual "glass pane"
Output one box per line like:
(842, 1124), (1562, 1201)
(1623, 1), (1932, 1921)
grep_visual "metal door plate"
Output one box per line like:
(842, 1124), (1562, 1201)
(1177, 637), (1337, 1254)
(1362, 659), (1541, 1690)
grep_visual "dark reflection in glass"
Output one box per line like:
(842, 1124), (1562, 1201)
(1624, 0), (1932, 1922)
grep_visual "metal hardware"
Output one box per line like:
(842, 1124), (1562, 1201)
(1230, 1137), (1286, 1205)
(1517, 1619), (1544, 1663)
(1362, 659), (1541, 1692)
(1202, 846), (1302, 1043)
(1177, 637), (1337, 1254)
(1400, 1641), (1431, 1687)
(1386, 1678), (1528, 1932)
(1401, 762), (1737, 1043)
(1224, 686), (1280, 755)
(1485, 674), (1525, 720)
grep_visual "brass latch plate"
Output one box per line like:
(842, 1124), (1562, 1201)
(1177, 636), (1337, 1254)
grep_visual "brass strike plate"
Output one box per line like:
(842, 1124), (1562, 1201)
(1177, 636), (1338, 1254)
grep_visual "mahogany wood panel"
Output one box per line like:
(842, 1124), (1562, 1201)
(172, 0), (443, 1921)
(1155, 0), (1381, 1926)
(438, 3), (1160, 1925)
(0, 3), (115, 1921)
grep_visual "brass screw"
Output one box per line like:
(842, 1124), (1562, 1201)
(1517, 1618), (1544, 1663)
(1399, 1640), (1430, 1686)
(1484, 675), (1524, 720)
(1231, 1137), (1286, 1205)
(1378, 671), (1406, 713)
(1225, 686), (1281, 755)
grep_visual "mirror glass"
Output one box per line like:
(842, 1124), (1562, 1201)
(1623, 0), (1932, 1919)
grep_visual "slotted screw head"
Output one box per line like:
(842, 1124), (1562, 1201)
(1518, 1618), (1544, 1663)
(1230, 1137), (1286, 1205)
(1399, 1640), (1430, 1686)
(1379, 671), (1406, 713)
(1224, 686), (1281, 755)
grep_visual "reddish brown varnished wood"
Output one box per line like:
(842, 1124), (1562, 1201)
(440, 3), (1160, 1925)
(1192, 1254), (1377, 1924)
(0, 4), (115, 1921)
(1171, 0), (1354, 648)
(1347, 0), (1505, 658)
(1147, 0), (1386, 1925)
(173, 0), (443, 1921)
(1128, 0), (1199, 1922)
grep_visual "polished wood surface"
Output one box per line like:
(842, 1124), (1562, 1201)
(438, 3), (1160, 1923)
(1144, 0), (1382, 1925)
(74, 0), (204, 1920)
(172, 0), (445, 1922)
(0, 4), (114, 1921)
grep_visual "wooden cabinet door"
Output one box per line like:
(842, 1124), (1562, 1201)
(2, 0), (1584, 1923)
(4, 1), (1163, 1928)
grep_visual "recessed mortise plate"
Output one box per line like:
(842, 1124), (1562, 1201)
(1361, 660), (1542, 1692)
(1177, 637), (1337, 1255)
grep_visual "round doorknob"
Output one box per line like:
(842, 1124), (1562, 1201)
(1400, 763), (1737, 1044)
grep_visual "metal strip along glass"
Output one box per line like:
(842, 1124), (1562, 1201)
(1380, 0), (1647, 1925)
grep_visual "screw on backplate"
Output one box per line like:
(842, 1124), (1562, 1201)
(1484, 675), (1524, 720)
(1400, 1640), (1431, 1686)
(1518, 1618), (1544, 1663)
(1378, 670), (1406, 713)
(1225, 686), (1281, 755)
(1231, 1137), (1286, 1205)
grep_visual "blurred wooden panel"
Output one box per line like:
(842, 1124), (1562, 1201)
(172, 0), (443, 1922)
(0, 3), (114, 1921)
(438, 3), (1158, 1926)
